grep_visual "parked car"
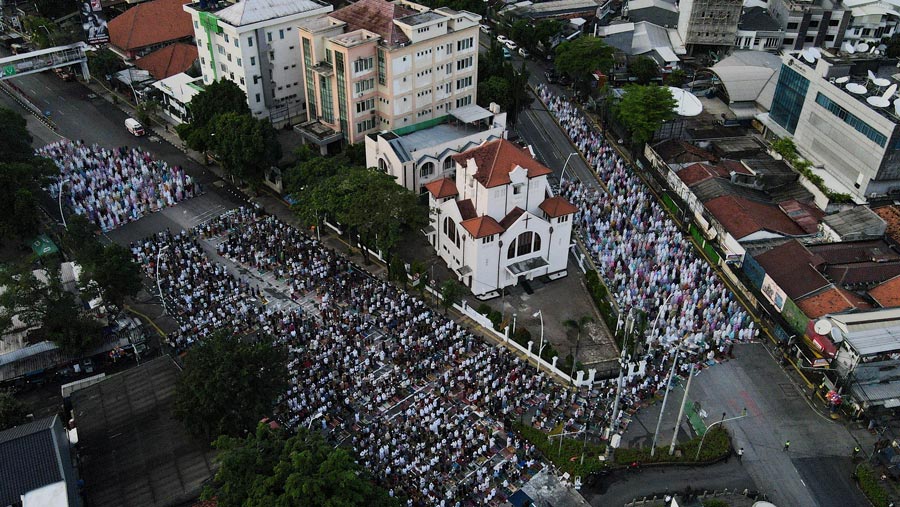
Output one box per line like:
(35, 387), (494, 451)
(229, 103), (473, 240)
(53, 67), (74, 81)
(480, 24), (491, 33)
(497, 35), (508, 44)
(518, 48), (530, 58)
(125, 117), (145, 136)
(503, 48), (512, 60)
(505, 40), (518, 51)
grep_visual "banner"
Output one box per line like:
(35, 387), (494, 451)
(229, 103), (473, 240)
(760, 273), (787, 312)
(81, 0), (109, 45)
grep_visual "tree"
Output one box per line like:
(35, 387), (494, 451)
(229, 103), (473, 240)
(204, 424), (398, 507)
(0, 391), (28, 431)
(0, 106), (35, 163)
(88, 244), (142, 308)
(175, 331), (289, 440)
(87, 48), (123, 81)
(477, 76), (511, 112)
(533, 20), (562, 55)
(60, 215), (103, 263)
(664, 68), (688, 87)
(554, 36), (615, 93)
(613, 85), (677, 146)
(210, 112), (282, 184)
(630, 56), (659, 85)
(562, 316), (593, 380)
(440, 279), (463, 315)
(176, 79), (251, 153)
(476, 42), (531, 124)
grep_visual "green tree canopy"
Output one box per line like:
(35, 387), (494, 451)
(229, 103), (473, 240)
(439, 279), (463, 315)
(477, 76), (511, 113)
(0, 391), (28, 431)
(554, 36), (615, 93)
(630, 56), (659, 85)
(176, 79), (251, 153)
(476, 42), (532, 124)
(87, 244), (142, 308)
(0, 106), (35, 163)
(205, 424), (399, 507)
(210, 112), (282, 184)
(87, 48), (124, 81)
(664, 68), (687, 87)
(613, 84), (677, 146)
(175, 331), (289, 440)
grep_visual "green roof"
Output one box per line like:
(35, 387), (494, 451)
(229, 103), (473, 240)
(30, 235), (59, 257)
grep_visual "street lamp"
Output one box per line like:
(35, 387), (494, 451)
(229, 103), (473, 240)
(694, 409), (747, 461)
(650, 341), (687, 457)
(560, 152), (578, 183)
(57, 178), (71, 229)
(533, 310), (544, 373)
(156, 245), (170, 316)
(307, 411), (324, 431)
(605, 309), (635, 454)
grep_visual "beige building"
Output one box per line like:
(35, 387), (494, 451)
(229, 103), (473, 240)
(296, 0), (481, 148)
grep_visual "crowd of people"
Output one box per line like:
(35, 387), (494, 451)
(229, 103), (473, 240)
(537, 84), (755, 429)
(39, 139), (200, 232)
(133, 208), (612, 506)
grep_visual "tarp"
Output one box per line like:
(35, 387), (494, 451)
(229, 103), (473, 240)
(30, 234), (59, 257)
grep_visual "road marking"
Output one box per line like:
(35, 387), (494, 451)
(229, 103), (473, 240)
(800, 479), (806, 487)
(56, 109), (64, 115)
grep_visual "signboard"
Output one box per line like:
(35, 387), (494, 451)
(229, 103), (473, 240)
(2, 65), (15, 77)
(760, 274), (787, 312)
(81, 0), (109, 45)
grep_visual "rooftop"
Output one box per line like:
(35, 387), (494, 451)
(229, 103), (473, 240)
(830, 308), (900, 356)
(396, 10), (445, 26)
(796, 286), (871, 319)
(389, 111), (502, 162)
(460, 216), (504, 238)
(330, 0), (417, 46)
(539, 196), (578, 218)
(212, 0), (329, 26)
(754, 240), (831, 299)
(738, 6), (782, 32)
(0, 415), (72, 507)
(424, 177), (459, 199)
(704, 195), (810, 239)
(109, 0), (192, 51)
(134, 42), (198, 79)
(651, 139), (718, 165)
(625, 0), (678, 28)
(870, 274), (900, 308)
(708, 50), (782, 108)
(822, 206), (888, 241)
(72, 357), (215, 507)
(452, 139), (553, 189)
(873, 205), (900, 244)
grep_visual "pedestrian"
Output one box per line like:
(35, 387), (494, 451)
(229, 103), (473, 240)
(783, 440), (790, 451)
(737, 447), (744, 461)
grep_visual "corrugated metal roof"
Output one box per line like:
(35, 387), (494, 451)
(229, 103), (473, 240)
(216, 0), (329, 26)
(0, 415), (66, 507)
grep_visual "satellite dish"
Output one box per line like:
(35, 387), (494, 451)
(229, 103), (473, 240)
(868, 69), (877, 80)
(668, 86), (703, 117)
(867, 96), (890, 107)
(883, 83), (897, 99)
(873, 77), (891, 87)
(846, 83), (868, 94)
(835, 76), (850, 84)
(810, 48), (822, 59)
(802, 50), (816, 63)
(858, 42), (871, 52)
(814, 319), (833, 335)
(893, 97), (900, 115)
(843, 42), (856, 54)
(870, 45), (878, 54)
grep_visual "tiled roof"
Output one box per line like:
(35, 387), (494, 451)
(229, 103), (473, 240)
(0, 415), (66, 507)
(499, 207), (525, 230)
(109, 0), (192, 51)
(677, 163), (717, 185)
(456, 199), (476, 220)
(807, 239), (900, 265)
(719, 159), (753, 175)
(651, 139), (717, 164)
(134, 43), (198, 80)
(754, 240), (830, 300)
(796, 287), (870, 319)
(705, 195), (807, 239)
(424, 178), (458, 199)
(461, 216), (504, 238)
(874, 205), (900, 244)
(779, 199), (823, 234)
(870, 275), (900, 308)
(452, 139), (553, 189)
(539, 196), (577, 218)
(330, 0), (416, 45)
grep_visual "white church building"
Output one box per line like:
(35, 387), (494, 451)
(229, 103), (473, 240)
(425, 138), (576, 299)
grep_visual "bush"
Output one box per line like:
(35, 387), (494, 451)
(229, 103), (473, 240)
(702, 500), (729, 507)
(585, 271), (617, 334)
(513, 327), (532, 348)
(514, 422), (607, 477)
(476, 303), (492, 316)
(488, 310), (503, 330)
(614, 426), (731, 465)
(855, 464), (891, 507)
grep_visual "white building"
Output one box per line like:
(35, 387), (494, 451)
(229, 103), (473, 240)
(425, 138), (575, 298)
(153, 72), (204, 123)
(184, 0), (333, 125)
(365, 103), (507, 194)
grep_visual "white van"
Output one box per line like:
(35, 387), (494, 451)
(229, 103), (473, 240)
(125, 118), (145, 136)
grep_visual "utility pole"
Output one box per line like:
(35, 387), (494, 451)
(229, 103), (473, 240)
(651, 343), (684, 457)
(669, 363), (695, 455)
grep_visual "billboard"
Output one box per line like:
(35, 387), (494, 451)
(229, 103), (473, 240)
(760, 273), (787, 313)
(81, 0), (109, 45)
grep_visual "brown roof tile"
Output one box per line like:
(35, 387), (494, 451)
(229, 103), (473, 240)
(452, 139), (553, 189)
(754, 240), (831, 300)
(705, 195), (807, 239)
(677, 163), (717, 185)
(134, 43), (197, 80)
(330, 0), (415, 45)
(424, 178), (458, 199)
(870, 275), (900, 308)
(652, 139), (717, 164)
(796, 287), (869, 319)
(456, 199), (476, 220)
(109, 0), (193, 51)
(539, 196), (577, 218)
(499, 207), (525, 230)
(874, 205), (900, 244)
(461, 216), (504, 238)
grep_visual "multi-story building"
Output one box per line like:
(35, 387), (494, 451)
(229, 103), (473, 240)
(676, 0), (742, 50)
(424, 138), (575, 298)
(184, 0), (333, 125)
(768, 0), (900, 51)
(296, 0), (480, 148)
(763, 50), (900, 201)
(365, 104), (507, 194)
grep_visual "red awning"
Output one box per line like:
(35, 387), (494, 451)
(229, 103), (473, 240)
(806, 320), (837, 358)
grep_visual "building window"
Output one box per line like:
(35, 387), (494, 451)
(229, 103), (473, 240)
(456, 56), (473, 71)
(443, 217), (461, 248)
(482, 235), (493, 244)
(355, 78), (375, 94)
(455, 76), (472, 90)
(224, 34), (229, 42)
(356, 118), (376, 133)
(279, 29), (285, 39)
(250, 56), (256, 66)
(787, 22), (798, 30)
(443, 157), (454, 171)
(507, 231), (541, 259)
(378, 158), (390, 172)
(237, 57), (242, 66)
(377, 48), (386, 85)
(267, 32), (272, 42)
(240, 77), (245, 85)
(512, 183), (524, 195)
(420, 161), (435, 178)
(248, 37), (253, 47)
(194, 20), (198, 28)
(769, 65), (809, 134)
(356, 98), (375, 113)
(457, 37), (473, 51)
(815, 92), (887, 146)
(255, 93), (261, 102)
(354, 57), (374, 73)
(455, 95), (471, 108)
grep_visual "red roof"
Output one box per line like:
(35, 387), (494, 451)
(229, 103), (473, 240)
(870, 274), (900, 308)
(499, 207), (526, 230)
(719, 159), (753, 175)
(874, 205), (900, 244)
(677, 163), (717, 185)
(539, 196), (577, 218)
(109, 0), (193, 51)
(134, 43), (197, 80)
(452, 139), (553, 189)
(461, 216), (504, 238)
(330, 0), (414, 45)
(754, 240), (830, 300)
(424, 178), (458, 199)
(705, 195), (806, 239)
(456, 199), (476, 220)
(797, 287), (870, 319)
(805, 320), (837, 358)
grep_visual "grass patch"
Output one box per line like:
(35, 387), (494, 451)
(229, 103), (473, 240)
(613, 426), (731, 465)
(514, 422), (608, 477)
(855, 464), (891, 507)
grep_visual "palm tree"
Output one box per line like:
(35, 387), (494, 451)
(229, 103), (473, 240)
(562, 316), (594, 381)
